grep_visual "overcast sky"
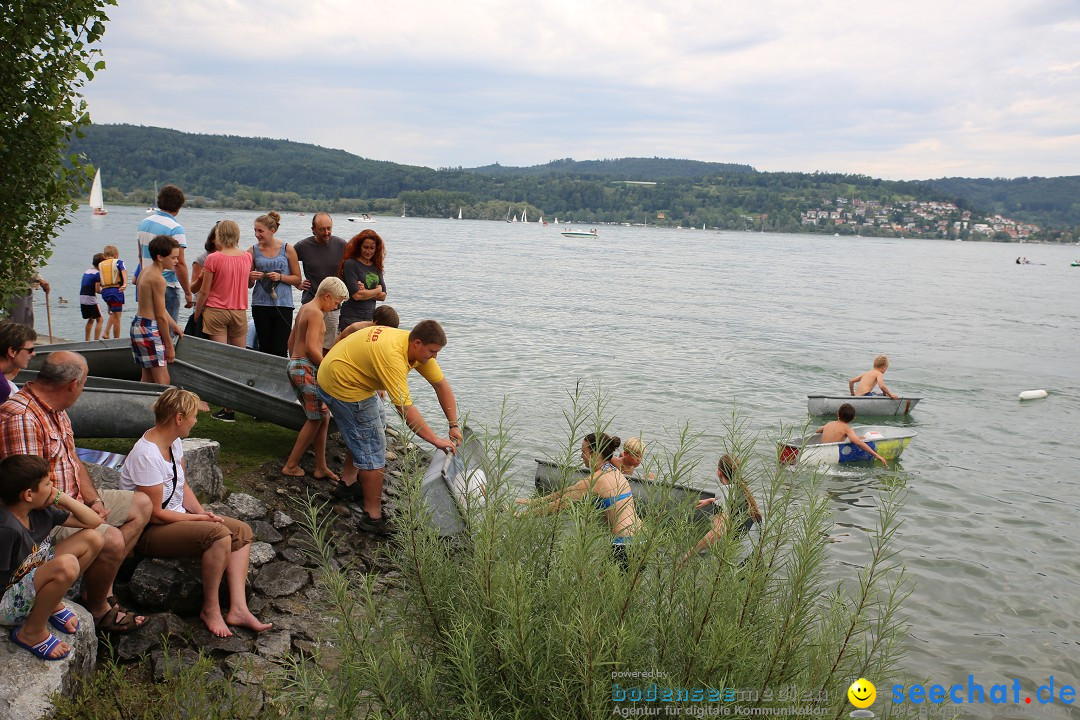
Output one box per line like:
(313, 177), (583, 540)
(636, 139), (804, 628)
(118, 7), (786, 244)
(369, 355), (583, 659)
(83, 0), (1080, 180)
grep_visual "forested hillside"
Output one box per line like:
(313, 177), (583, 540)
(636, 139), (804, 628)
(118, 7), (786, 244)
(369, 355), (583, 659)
(925, 176), (1080, 229)
(68, 124), (1079, 238)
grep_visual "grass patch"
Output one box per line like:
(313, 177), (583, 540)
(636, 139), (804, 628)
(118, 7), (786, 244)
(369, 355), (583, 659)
(78, 410), (296, 487)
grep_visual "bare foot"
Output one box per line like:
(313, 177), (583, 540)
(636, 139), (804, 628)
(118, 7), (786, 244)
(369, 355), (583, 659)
(200, 608), (233, 638)
(225, 609), (273, 633)
(313, 469), (340, 482)
(198, 401), (211, 413)
(281, 465), (305, 478)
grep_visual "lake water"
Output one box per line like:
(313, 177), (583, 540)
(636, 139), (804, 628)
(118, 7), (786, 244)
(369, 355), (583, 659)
(34, 205), (1080, 714)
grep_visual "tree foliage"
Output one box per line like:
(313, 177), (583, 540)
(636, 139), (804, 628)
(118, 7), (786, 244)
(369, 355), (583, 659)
(0, 0), (115, 307)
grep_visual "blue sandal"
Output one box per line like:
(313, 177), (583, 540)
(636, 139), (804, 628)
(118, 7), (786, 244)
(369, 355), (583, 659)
(48, 606), (79, 634)
(10, 626), (71, 661)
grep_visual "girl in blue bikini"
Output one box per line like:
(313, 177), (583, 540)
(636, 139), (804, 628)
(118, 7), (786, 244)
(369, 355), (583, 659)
(517, 432), (642, 568)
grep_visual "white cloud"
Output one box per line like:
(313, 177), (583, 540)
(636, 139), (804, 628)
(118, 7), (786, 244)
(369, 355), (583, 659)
(84, 0), (1080, 178)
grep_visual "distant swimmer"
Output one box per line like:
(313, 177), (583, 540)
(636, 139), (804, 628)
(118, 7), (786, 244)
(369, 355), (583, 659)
(848, 354), (898, 400)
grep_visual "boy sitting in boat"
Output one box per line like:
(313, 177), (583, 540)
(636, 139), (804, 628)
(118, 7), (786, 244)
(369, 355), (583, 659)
(818, 403), (888, 466)
(848, 354), (898, 399)
(680, 454), (762, 566)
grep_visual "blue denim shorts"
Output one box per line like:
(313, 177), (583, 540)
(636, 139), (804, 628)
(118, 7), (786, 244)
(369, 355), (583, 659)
(319, 390), (385, 470)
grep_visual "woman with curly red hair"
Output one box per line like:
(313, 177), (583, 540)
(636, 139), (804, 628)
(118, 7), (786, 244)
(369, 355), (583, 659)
(337, 230), (387, 332)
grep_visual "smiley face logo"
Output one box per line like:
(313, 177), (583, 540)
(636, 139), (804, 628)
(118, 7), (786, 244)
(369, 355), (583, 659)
(848, 679), (876, 708)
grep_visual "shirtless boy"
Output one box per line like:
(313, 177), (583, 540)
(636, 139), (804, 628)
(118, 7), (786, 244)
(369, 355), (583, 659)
(848, 354), (898, 399)
(131, 235), (183, 384)
(818, 403), (888, 466)
(282, 277), (349, 480)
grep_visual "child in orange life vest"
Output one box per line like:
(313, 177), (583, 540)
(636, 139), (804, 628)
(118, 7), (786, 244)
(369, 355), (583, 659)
(96, 245), (128, 339)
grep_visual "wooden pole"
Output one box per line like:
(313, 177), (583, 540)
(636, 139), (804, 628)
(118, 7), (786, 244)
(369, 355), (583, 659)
(44, 288), (53, 342)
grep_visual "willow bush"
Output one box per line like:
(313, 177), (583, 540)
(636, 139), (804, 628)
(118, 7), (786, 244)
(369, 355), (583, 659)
(280, 392), (910, 720)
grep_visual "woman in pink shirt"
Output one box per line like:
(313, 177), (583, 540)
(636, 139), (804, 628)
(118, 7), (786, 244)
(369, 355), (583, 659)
(193, 220), (252, 421)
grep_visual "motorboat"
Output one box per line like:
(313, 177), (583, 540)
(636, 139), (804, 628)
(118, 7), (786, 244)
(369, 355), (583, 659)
(560, 228), (599, 239)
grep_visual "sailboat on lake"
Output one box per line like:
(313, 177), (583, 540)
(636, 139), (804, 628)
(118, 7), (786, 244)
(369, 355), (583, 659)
(457, 207), (463, 220)
(90, 169), (107, 216)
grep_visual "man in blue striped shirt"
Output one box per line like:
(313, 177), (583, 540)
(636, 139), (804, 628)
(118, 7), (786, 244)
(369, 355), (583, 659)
(135, 185), (191, 324)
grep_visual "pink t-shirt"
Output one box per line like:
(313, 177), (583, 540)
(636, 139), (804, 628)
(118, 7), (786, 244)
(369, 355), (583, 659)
(203, 251), (252, 310)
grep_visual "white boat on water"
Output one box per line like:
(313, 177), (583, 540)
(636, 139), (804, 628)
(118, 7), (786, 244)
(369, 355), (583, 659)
(521, 207), (528, 223)
(779, 426), (916, 465)
(560, 228), (598, 238)
(457, 207), (463, 220)
(90, 169), (107, 216)
(347, 214), (376, 223)
(806, 395), (922, 417)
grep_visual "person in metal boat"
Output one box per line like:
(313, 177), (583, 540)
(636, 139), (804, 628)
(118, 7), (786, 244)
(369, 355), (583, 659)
(680, 454), (762, 566)
(818, 403), (887, 466)
(611, 435), (655, 479)
(516, 432), (642, 569)
(848, 354), (898, 399)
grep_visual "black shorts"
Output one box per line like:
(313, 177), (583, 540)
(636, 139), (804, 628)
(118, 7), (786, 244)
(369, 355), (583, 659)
(80, 304), (102, 320)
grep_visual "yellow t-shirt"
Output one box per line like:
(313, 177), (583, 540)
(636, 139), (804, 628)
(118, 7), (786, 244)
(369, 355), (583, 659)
(317, 325), (444, 405)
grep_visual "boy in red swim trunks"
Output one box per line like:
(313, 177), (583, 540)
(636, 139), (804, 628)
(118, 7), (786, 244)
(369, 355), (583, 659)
(131, 235), (183, 384)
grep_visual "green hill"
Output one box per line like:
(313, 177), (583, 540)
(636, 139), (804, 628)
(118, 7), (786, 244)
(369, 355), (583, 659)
(67, 124), (1079, 238)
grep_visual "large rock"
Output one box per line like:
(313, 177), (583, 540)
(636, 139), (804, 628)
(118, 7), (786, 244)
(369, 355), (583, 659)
(252, 562), (309, 597)
(0, 602), (95, 720)
(115, 612), (190, 662)
(84, 438), (223, 503)
(127, 559), (204, 615)
(227, 493), (267, 520)
(84, 462), (121, 491)
(183, 438), (225, 502)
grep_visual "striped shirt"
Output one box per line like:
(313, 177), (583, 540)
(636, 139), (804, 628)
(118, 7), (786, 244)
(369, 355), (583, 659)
(137, 210), (187, 287)
(0, 384), (83, 498)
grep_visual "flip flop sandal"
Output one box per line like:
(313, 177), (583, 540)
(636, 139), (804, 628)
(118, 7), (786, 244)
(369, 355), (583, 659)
(48, 606), (79, 634)
(10, 626), (71, 661)
(93, 603), (146, 634)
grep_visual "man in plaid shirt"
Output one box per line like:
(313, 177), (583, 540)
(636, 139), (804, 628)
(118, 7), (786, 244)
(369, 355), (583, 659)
(0, 351), (151, 632)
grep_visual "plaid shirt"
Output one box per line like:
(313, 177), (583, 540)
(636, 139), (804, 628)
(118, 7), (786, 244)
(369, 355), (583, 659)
(0, 384), (82, 498)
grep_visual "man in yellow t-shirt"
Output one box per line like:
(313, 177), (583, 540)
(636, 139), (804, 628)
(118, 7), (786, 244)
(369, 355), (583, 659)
(317, 319), (461, 533)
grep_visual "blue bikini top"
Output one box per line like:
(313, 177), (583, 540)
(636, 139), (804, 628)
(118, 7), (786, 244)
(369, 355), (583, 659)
(596, 462), (633, 508)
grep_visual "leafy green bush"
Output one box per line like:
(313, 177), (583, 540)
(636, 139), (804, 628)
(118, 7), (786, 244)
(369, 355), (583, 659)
(279, 392), (910, 720)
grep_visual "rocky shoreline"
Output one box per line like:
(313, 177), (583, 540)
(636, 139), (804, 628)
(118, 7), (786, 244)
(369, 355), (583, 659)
(0, 425), (420, 720)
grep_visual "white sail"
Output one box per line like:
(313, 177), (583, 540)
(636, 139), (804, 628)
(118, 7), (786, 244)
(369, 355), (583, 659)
(90, 169), (106, 215)
(521, 207), (527, 223)
(457, 207), (462, 220)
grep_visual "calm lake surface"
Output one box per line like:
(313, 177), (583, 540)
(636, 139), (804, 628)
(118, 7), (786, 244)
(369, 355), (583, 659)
(36, 206), (1080, 713)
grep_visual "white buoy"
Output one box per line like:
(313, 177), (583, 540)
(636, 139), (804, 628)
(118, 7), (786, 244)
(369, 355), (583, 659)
(1018, 389), (1048, 401)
